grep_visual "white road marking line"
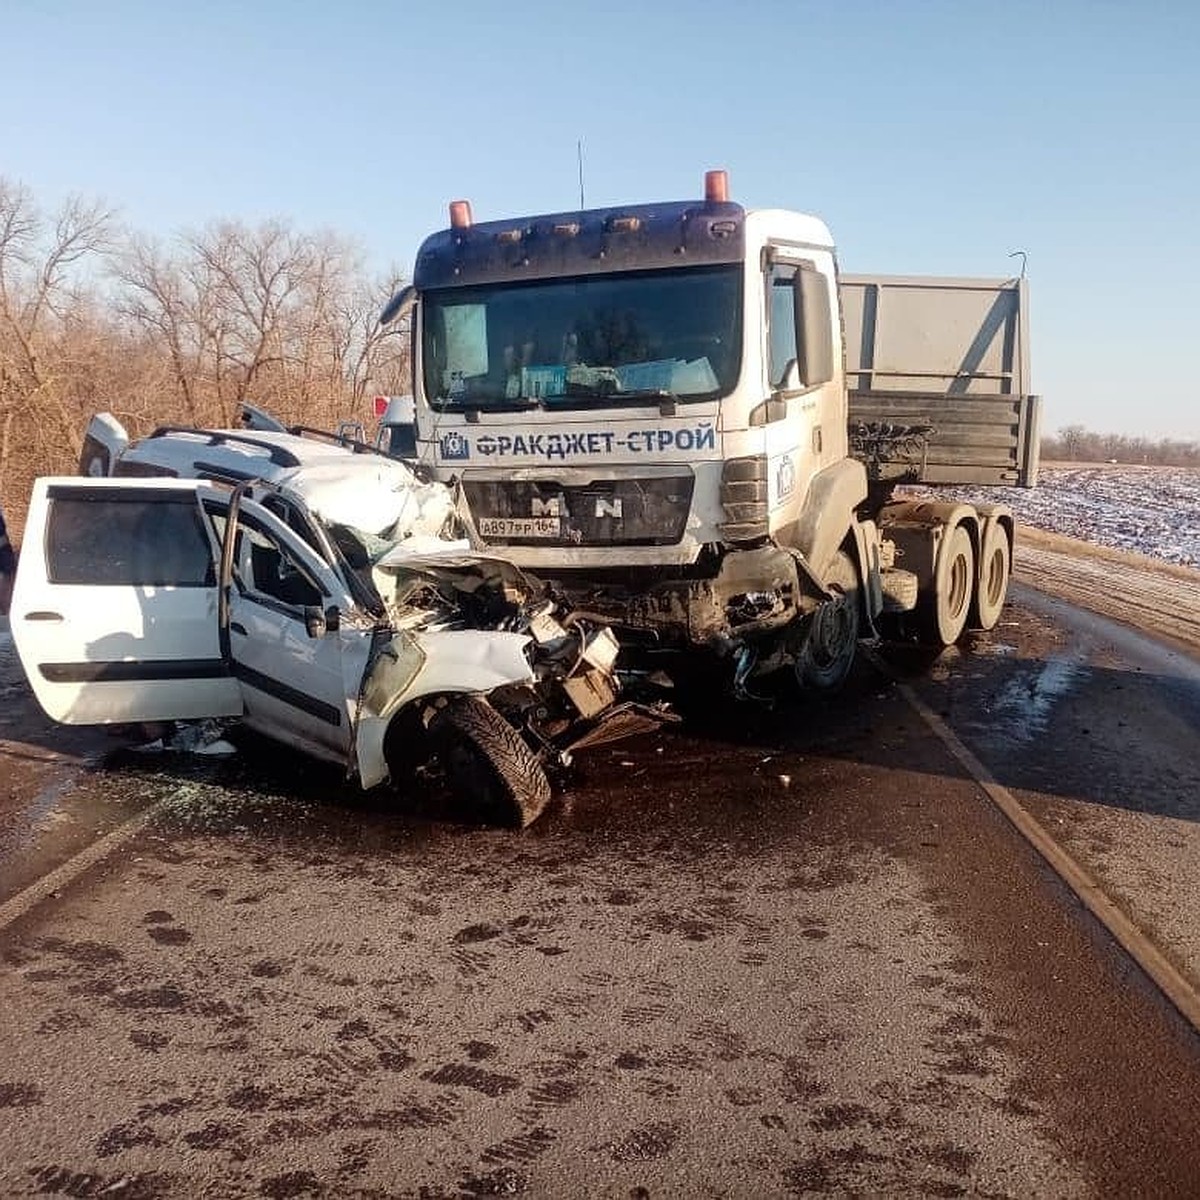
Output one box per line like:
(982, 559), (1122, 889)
(897, 677), (1200, 1035)
(0, 799), (170, 933)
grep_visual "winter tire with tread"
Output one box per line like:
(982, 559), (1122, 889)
(435, 695), (552, 828)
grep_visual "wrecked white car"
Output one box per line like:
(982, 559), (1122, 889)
(12, 452), (656, 826)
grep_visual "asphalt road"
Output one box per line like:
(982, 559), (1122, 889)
(1, 586), (1200, 1198)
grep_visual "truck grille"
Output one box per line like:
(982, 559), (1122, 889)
(464, 476), (694, 547)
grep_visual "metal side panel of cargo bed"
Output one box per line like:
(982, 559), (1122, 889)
(840, 274), (1041, 487)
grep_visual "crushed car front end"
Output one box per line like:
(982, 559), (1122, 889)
(349, 544), (668, 824)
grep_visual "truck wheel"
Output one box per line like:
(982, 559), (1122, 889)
(969, 523), (1011, 631)
(923, 523), (975, 646)
(795, 550), (860, 692)
(434, 696), (552, 829)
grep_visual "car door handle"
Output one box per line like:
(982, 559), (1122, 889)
(230, 621), (248, 636)
(24, 611), (64, 622)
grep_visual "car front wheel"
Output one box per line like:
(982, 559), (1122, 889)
(434, 696), (552, 828)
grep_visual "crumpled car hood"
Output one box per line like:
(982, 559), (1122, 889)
(287, 459), (455, 539)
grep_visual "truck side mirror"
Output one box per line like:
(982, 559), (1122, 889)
(794, 269), (834, 388)
(380, 284), (416, 328)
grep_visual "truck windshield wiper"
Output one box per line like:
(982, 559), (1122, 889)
(542, 388), (680, 413)
(436, 396), (541, 414)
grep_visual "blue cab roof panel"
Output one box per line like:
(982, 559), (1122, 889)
(413, 200), (746, 290)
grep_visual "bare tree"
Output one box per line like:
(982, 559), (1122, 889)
(334, 267), (413, 411)
(1, 180), (415, 542)
(0, 179), (115, 534)
(119, 220), (411, 433)
(118, 235), (211, 426)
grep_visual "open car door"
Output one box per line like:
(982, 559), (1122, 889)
(11, 477), (243, 725)
(79, 413), (131, 477)
(209, 486), (374, 768)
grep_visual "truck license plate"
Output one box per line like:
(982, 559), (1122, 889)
(477, 517), (561, 539)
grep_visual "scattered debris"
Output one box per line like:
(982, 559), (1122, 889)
(134, 721), (237, 757)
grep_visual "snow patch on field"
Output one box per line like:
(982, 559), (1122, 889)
(912, 466), (1200, 567)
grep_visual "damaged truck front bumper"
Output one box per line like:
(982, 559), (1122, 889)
(569, 544), (828, 649)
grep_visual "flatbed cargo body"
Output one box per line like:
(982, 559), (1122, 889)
(841, 274), (1040, 487)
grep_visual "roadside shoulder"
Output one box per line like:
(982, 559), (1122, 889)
(1014, 526), (1200, 655)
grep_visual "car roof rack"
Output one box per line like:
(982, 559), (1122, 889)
(288, 425), (382, 457)
(146, 426), (302, 469)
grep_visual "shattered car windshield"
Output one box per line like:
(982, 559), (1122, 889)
(324, 516), (531, 627)
(322, 515), (465, 572)
(422, 265), (743, 411)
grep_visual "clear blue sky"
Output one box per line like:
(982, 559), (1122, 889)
(4, 0), (1198, 440)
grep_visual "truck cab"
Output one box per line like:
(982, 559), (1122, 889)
(394, 173), (862, 650)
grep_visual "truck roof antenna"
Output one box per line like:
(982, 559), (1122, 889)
(577, 139), (585, 210)
(1008, 250), (1027, 279)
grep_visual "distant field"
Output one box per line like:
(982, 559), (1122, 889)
(904, 464), (1200, 648)
(915, 464), (1200, 568)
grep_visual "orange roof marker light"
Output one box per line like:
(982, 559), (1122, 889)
(705, 169), (729, 204)
(449, 200), (473, 230)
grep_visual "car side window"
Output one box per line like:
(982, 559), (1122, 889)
(259, 493), (325, 556)
(239, 520), (324, 609)
(46, 492), (215, 587)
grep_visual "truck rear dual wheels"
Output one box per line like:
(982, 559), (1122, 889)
(969, 522), (1012, 631)
(883, 511), (1012, 649)
(922, 524), (975, 647)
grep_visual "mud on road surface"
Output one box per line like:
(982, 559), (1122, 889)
(0, 754), (1086, 1198)
(0, 625), (145, 900)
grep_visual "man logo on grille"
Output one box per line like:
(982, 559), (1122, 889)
(594, 497), (623, 519)
(531, 496), (563, 518)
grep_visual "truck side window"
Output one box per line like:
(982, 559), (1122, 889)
(768, 264), (799, 388)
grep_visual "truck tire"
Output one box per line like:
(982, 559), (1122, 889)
(969, 522), (1011, 631)
(434, 696), (552, 829)
(795, 550), (860, 692)
(922, 523), (974, 646)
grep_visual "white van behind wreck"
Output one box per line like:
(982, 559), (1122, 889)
(11, 418), (660, 826)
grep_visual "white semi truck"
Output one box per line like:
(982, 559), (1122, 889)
(380, 170), (1040, 694)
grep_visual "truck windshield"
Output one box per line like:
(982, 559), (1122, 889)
(421, 264), (742, 411)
